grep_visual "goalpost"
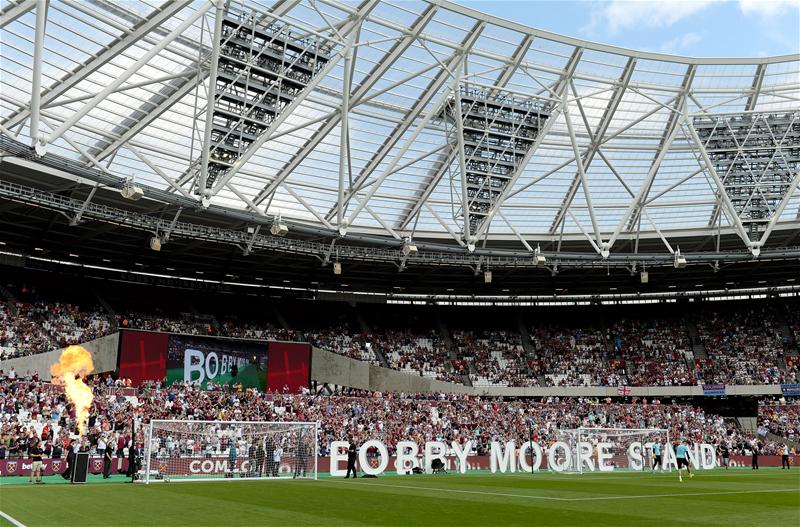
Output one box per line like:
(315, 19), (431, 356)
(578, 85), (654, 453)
(555, 427), (671, 474)
(142, 420), (318, 483)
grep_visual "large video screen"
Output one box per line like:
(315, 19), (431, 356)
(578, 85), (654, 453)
(167, 334), (268, 390)
(117, 330), (168, 385)
(117, 330), (311, 391)
(266, 341), (311, 393)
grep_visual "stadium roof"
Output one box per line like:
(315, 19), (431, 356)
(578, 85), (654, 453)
(1, 0), (799, 275)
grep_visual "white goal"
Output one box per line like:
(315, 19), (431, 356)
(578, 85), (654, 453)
(142, 420), (318, 483)
(555, 427), (671, 473)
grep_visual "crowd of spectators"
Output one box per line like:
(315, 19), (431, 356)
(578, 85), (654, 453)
(453, 331), (535, 388)
(531, 326), (612, 387)
(759, 397), (800, 444)
(1, 300), (110, 360)
(3, 289), (800, 387)
(696, 307), (794, 385)
(1, 372), (790, 466)
(307, 329), (378, 365)
(610, 318), (696, 386)
(369, 330), (460, 383)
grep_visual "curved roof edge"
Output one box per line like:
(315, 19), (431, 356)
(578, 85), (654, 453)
(433, 0), (800, 65)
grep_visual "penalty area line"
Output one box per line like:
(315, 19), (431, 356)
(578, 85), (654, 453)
(0, 510), (27, 527)
(321, 480), (570, 501)
(320, 480), (799, 503)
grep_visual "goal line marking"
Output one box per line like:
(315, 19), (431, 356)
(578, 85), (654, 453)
(322, 480), (799, 503)
(0, 510), (27, 527)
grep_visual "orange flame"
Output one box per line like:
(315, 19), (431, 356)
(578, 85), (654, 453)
(50, 345), (94, 437)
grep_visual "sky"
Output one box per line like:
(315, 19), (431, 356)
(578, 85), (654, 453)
(452, 0), (800, 58)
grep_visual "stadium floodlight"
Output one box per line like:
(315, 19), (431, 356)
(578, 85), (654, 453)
(402, 239), (418, 257)
(484, 270), (492, 283)
(333, 262), (342, 275)
(149, 236), (162, 252)
(270, 215), (288, 237)
(143, 420), (318, 483)
(120, 179), (144, 201)
(674, 249), (687, 269)
(270, 222), (288, 237)
(534, 245), (546, 267)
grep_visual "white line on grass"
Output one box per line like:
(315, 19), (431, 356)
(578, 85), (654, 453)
(0, 510), (27, 527)
(566, 488), (800, 501)
(322, 480), (799, 503)
(322, 480), (570, 501)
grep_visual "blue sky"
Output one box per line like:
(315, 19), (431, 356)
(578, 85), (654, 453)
(453, 0), (800, 57)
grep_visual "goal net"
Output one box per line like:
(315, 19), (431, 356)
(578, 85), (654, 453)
(142, 420), (318, 483)
(555, 427), (671, 473)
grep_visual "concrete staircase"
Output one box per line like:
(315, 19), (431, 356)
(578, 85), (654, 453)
(736, 417), (758, 433)
(271, 305), (291, 331)
(517, 316), (535, 357)
(437, 318), (455, 357)
(767, 432), (800, 451)
(778, 320), (798, 356)
(686, 321), (708, 359)
(0, 283), (17, 316)
(94, 292), (118, 330)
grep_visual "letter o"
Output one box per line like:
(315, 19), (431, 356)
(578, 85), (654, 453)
(359, 440), (389, 476)
(205, 352), (219, 379)
(201, 460), (214, 473)
(519, 441), (542, 472)
(547, 442), (572, 472)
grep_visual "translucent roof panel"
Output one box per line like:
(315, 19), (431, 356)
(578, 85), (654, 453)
(0, 0), (798, 255)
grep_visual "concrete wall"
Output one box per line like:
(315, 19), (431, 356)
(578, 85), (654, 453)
(0, 333), (120, 380)
(311, 347), (470, 394)
(310, 347), (371, 390)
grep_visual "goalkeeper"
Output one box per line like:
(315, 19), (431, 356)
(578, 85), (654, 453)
(651, 442), (662, 472)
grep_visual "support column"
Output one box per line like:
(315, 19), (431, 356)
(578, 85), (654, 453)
(30, 0), (48, 154)
(199, 0), (226, 201)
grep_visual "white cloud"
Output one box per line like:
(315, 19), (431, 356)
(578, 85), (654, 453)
(581, 1), (715, 35)
(738, 0), (799, 17)
(659, 31), (703, 53)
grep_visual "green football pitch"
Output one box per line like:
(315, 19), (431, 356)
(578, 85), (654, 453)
(0, 469), (797, 526)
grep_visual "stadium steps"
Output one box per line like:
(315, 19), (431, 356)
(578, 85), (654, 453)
(372, 342), (390, 369)
(0, 283), (18, 316)
(686, 321), (708, 359)
(777, 321), (798, 354)
(736, 416), (757, 433)
(352, 307), (371, 334)
(767, 432), (800, 451)
(271, 305), (291, 331)
(437, 318), (456, 356)
(517, 317), (536, 358)
(95, 292), (118, 330)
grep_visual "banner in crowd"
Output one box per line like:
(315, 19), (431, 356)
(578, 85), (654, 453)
(167, 334), (268, 390)
(0, 458), (129, 477)
(703, 384), (726, 396)
(780, 384), (800, 396)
